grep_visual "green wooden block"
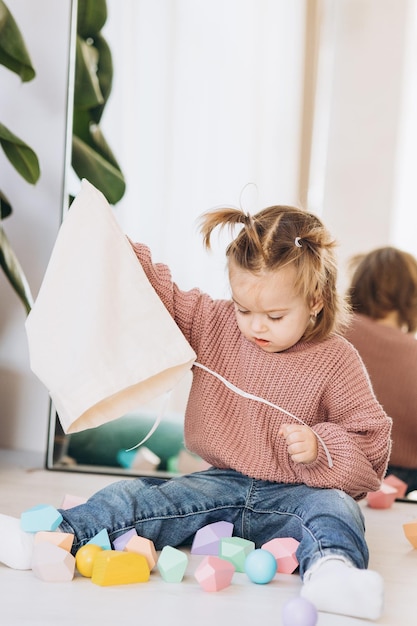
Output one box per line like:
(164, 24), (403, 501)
(157, 546), (188, 582)
(20, 504), (63, 533)
(219, 537), (255, 572)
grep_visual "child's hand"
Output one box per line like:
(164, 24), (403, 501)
(279, 424), (318, 464)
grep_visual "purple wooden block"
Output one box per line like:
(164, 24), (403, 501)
(191, 521), (234, 555)
(112, 529), (137, 551)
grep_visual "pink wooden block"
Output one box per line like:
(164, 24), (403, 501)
(384, 475), (408, 499)
(31, 542), (75, 582)
(261, 537), (299, 574)
(60, 494), (88, 510)
(194, 556), (235, 591)
(35, 531), (74, 552)
(191, 521), (234, 555)
(125, 535), (157, 570)
(367, 482), (398, 509)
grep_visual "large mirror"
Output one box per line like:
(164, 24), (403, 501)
(47, 0), (417, 480)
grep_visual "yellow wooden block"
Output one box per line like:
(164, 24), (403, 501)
(76, 544), (103, 577)
(91, 550), (150, 586)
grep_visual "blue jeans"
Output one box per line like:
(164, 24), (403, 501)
(59, 467), (368, 578)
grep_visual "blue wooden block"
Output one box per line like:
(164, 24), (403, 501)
(87, 528), (112, 550)
(20, 504), (63, 533)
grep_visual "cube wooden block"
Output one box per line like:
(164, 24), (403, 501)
(403, 520), (417, 548)
(87, 528), (111, 550)
(384, 475), (408, 499)
(261, 537), (300, 574)
(194, 556), (235, 591)
(191, 521), (234, 555)
(112, 529), (137, 551)
(31, 542), (75, 582)
(219, 537), (255, 572)
(157, 546), (188, 582)
(21, 504), (63, 533)
(91, 550), (150, 586)
(35, 531), (74, 552)
(125, 535), (157, 570)
(367, 482), (398, 509)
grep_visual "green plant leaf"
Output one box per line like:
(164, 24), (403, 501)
(74, 35), (104, 110)
(0, 122), (40, 184)
(77, 0), (107, 39)
(89, 34), (113, 124)
(72, 135), (126, 205)
(89, 123), (121, 171)
(0, 0), (35, 81)
(0, 189), (12, 219)
(0, 224), (33, 314)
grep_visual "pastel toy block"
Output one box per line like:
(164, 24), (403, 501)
(75, 544), (103, 577)
(384, 474), (408, 499)
(60, 494), (88, 510)
(91, 550), (150, 586)
(261, 537), (300, 574)
(31, 542), (75, 582)
(20, 504), (63, 533)
(157, 546), (188, 582)
(219, 537), (255, 572)
(87, 528), (111, 550)
(35, 531), (74, 552)
(117, 447), (161, 471)
(244, 548), (277, 584)
(112, 528), (137, 551)
(191, 521), (234, 555)
(194, 555), (235, 591)
(367, 482), (398, 509)
(125, 535), (157, 570)
(403, 520), (417, 548)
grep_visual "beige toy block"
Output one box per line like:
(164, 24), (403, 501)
(403, 520), (417, 548)
(91, 550), (150, 586)
(35, 531), (74, 552)
(125, 535), (157, 570)
(31, 542), (75, 582)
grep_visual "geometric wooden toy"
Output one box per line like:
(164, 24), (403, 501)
(157, 546), (188, 582)
(112, 529), (137, 551)
(75, 544), (103, 577)
(384, 474), (408, 499)
(403, 520), (417, 548)
(367, 482), (398, 509)
(191, 521), (234, 555)
(244, 548), (277, 584)
(60, 494), (88, 510)
(31, 542), (75, 582)
(125, 535), (157, 570)
(282, 596), (318, 626)
(261, 537), (300, 574)
(35, 531), (74, 552)
(20, 504), (63, 533)
(87, 528), (111, 550)
(219, 537), (255, 572)
(117, 447), (161, 472)
(91, 550), (150, 586)
(194, 555), (235, 591)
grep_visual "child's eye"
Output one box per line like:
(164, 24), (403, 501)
(268, 316), (283, 321)
(237, 309), (249, 315)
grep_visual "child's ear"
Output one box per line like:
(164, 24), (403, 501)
(310, 295), (324, 317)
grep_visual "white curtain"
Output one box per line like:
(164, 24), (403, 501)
(101, 0), (307, 297)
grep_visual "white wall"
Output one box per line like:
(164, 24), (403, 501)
(0, 0), (73, 453)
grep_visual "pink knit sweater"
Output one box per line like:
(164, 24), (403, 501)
(131, 243), (392, 500)
(344, 313), (417, 470)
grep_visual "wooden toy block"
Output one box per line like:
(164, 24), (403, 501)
(191, 520), (234, 555)
(244, 548), (277, 584)
(367, 482), (398, 509)
(35, 531), (74, 552)
(60, 494), (88, 510)
(117, 447), (161, 471)
(194, 555), (235, 591)
(261, 537), (300, 574)
(384, 474), (408, 499)
(157, 546), (188, 582)
(91, 550), (150, 586)
(20, 504), (63, 533)
(75, 544), (103, 577)
(87, 528), (111, 550)
(219, 537), (255, 572)
(31, 542), (75, 582)
(125, 535), (157, 570)
(112, 528), (137, 551)
(403, 520), (417, 548)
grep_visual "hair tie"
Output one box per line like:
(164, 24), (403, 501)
(295, 237), (302, 247)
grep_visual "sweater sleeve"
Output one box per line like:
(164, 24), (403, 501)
(294, 344), (392, 499)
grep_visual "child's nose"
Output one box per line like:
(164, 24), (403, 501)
(250, 314), (267, 333)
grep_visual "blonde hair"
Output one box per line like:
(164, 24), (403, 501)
(200, 205), (349, 342)
(347, 246), (417, 333)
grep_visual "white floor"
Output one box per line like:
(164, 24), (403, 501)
(1, 449), (416, 626)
